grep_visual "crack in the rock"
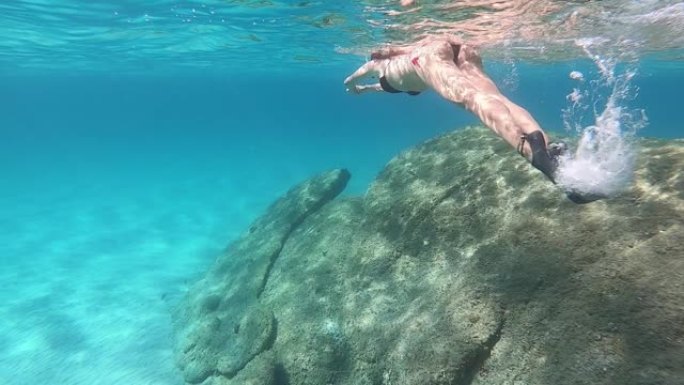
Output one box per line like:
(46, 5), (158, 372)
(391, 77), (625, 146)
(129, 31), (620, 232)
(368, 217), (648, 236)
(454, 316), (506, 385)
(256, 192), (345, 298)
(256, 243), (289, 299)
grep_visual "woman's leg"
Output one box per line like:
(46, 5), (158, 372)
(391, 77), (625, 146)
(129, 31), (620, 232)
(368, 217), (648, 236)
(416, 52), (560, 180)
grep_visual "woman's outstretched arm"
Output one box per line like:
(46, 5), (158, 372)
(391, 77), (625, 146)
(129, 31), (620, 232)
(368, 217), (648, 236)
(344, 60), (382, 89)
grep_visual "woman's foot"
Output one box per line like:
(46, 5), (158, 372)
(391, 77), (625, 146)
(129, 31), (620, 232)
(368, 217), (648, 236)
(524, 131), (559, 182)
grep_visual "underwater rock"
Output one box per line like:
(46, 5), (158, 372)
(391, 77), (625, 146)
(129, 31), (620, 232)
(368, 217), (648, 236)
(261, 198), (363, 385)
(173, 168), (350, 384)
(197, 351), (279, 385)
(174, 127), (684, 385)
(214, 305), (276, 377)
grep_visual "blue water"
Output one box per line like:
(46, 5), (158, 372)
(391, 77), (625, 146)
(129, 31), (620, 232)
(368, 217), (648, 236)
(1, 2), (682, 384)
(0, 72), (468, 384)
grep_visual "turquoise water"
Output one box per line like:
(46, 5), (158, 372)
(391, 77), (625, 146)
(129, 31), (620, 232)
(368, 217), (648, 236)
(1, 1), (682, 384)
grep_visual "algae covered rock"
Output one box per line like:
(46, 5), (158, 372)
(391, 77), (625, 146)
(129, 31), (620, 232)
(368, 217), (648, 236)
(174, 127), (684, 385)
(173, 168), (350, 384)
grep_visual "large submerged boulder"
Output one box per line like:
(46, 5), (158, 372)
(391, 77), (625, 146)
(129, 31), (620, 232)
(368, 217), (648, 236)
(173, 169), (351, 384)
(174, 127), (684, 385)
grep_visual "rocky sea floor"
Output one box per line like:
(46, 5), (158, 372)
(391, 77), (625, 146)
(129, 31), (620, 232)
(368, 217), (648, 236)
(174, 126), (684, 385)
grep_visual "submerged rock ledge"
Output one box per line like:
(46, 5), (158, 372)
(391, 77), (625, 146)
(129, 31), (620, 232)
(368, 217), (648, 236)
(173, 126), (684, 385)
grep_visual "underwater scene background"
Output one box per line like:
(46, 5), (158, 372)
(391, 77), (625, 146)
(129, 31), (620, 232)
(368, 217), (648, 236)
(1, 1), (683, 384)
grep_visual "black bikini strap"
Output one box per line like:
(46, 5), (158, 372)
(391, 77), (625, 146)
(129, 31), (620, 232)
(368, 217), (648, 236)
(379, 76), (402, 94)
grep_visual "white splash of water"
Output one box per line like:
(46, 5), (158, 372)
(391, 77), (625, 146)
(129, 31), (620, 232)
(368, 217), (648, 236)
(569, 71), (584, 82)
(556, 39), (647, 198)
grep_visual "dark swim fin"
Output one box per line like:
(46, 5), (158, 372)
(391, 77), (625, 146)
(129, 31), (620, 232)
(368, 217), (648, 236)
(524, 130), (604, 204)
(565, 191), (604, 204)
(524, 130), (559, 183)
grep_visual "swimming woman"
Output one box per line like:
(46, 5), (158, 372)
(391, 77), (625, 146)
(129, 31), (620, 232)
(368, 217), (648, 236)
(344, 36), (597, 204)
